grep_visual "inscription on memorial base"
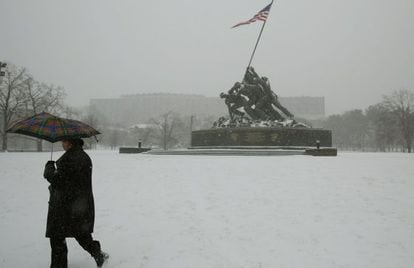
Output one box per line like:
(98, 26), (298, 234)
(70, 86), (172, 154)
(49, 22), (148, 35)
(191, 127), (332, 148)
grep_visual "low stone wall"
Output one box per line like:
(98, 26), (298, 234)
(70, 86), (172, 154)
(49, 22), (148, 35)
(191, 127), (332, 147)
(305, 148), (337, 156)
(119, 147), (151, 154)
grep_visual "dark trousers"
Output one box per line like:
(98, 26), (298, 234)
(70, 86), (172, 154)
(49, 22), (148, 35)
(50, 234), (101, 268)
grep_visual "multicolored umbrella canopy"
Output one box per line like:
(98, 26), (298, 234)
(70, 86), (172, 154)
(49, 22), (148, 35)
(7, 112), (100, 143)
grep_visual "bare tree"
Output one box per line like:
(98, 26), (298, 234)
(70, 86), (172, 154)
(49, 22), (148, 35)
(61, 105), (81, 120)
(24, 78), (66, 151)
(382, 89), (414, 153)
(81, 106), (100, 149)
(366, 104), (400, 151)
(109, 129), (122, 150)
(151, 112), (184, 150)
(0, 64), (29, 151)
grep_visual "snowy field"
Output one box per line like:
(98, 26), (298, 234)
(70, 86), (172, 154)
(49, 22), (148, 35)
(1, 150), (414, 268)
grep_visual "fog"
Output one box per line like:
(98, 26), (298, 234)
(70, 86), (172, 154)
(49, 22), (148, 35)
(1, 0), (413, 114)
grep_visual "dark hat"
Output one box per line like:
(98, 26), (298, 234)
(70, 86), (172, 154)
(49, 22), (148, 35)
(64, 138), (84, 147)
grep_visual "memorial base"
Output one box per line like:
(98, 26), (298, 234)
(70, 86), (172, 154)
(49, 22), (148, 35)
(191, 127), (333, 148)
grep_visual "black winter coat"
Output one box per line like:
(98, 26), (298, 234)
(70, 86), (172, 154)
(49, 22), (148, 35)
(43, 146), (95, 238)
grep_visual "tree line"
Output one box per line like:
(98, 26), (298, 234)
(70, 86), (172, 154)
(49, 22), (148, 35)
(320, 89), (414, 153)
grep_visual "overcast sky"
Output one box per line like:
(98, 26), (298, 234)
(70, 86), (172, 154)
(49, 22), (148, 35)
(1, 0), (413, 114)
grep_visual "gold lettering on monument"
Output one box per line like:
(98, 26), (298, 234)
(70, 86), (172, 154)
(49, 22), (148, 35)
(245, 132), (265, 143)
(230, 133), (239, 141)
(271, 133), (279, 142)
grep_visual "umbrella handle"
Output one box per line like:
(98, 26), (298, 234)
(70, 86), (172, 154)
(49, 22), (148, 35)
(51, 143), (54, 160)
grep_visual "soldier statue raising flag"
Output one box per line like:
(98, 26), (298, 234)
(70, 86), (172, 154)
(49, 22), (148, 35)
(216, 0), (298, 125)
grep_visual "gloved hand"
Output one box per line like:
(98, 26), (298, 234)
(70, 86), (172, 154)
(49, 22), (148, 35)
(44, 161), (56, 180)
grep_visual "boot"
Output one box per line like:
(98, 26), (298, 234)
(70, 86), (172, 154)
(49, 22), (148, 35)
(94, 251), (109, 267)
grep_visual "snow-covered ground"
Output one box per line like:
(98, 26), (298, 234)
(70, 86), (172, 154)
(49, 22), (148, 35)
(1, 151), (413, 268)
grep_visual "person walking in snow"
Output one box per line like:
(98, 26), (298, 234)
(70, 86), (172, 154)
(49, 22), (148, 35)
(43, 138), (108, 268)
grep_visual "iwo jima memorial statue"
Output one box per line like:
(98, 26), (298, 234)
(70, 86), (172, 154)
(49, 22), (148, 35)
(190, 1), (336, 156)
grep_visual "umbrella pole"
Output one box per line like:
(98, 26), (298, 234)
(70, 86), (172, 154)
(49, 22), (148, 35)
(51, 143), (54, 160)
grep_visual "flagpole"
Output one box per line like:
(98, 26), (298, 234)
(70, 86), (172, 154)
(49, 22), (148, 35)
(247, 20), (267, 69)
(246, 0), (274, 70)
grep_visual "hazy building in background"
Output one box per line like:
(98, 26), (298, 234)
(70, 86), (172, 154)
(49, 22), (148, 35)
(90, 93), (325, 127)
(281, 96), (325, 120)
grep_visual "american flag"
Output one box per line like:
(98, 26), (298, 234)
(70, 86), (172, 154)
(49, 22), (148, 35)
(232, 2), (273, 28)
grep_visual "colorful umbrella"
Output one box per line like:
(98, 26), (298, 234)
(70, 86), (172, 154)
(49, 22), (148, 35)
(7, 112), (100, 158)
